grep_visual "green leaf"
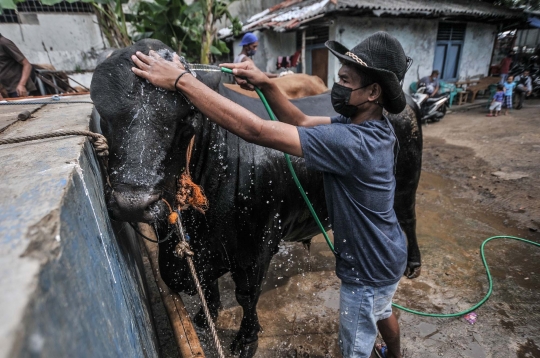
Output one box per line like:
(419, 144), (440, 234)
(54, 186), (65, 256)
(0, 0), (19, 10)
(145, 1), (168, 13)
(210, 45), (222, 55)
(214, 40), (230, 54)
(38, 0), (64, 4)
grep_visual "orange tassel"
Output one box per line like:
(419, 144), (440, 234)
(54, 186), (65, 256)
(168, 211), (179, 225)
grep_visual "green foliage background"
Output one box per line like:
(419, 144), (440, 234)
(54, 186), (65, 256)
(0, 0), (242, 63)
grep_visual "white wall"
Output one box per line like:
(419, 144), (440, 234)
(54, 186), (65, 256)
(328, 17), (438, 92)
(461, 22), (497, 78)
(0, 13), (106, 71)
(328, 17), (496, 91)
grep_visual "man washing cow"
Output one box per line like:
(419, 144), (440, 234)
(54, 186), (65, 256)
(131, 31), (409, 358)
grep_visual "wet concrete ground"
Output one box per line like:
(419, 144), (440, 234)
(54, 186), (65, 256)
(183, 169), (540, 358)
(177, 104), (540, 358)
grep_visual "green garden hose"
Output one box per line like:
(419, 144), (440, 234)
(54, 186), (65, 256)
(220, 67), (540, 317)
(393, 235), (540, 317)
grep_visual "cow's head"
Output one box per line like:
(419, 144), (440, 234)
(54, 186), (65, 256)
(91, 39), (199, 222)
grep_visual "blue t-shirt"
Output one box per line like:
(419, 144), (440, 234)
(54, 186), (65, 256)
(297, 115), (407, 287)
(504, 82), (516, 96)
(493, 91), (504, 102)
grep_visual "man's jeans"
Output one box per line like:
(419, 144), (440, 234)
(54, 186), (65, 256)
(515, 84), (528, 108)
(339, 281), (399, 358)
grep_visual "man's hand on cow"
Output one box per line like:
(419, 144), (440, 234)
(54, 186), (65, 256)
(220, 61), (269, 91)
(131, 50), (186, 91)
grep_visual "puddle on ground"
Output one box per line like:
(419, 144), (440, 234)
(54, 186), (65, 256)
(180, 170), (539, 357)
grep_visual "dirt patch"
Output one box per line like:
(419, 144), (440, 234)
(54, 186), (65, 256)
(397, 99), (540, 358)
(422, 100), (540, 233)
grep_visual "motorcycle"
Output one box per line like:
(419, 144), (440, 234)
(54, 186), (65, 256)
(411, 83), (449, 124)
(532, 74), (540, 98)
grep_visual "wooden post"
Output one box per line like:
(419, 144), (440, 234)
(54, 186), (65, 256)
(138, 223), (205, 358)
(301, 29), (306, 74)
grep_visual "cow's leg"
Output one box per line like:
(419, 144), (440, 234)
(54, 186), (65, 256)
(229, 262), (268, 358)
(193, 279), (221, 328)
(394, 192), (422, 279)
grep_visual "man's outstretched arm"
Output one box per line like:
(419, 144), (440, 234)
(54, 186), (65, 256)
(222, 61), (331, 128)
(131, 51), (304, 157)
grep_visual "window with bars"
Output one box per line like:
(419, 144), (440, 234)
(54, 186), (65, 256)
(0, 1), (94, 23)
(433, 23), (467, 81)
(17, 0), (93, 13)
(436, 23), (466, 42)
(0, 9), (19, 23)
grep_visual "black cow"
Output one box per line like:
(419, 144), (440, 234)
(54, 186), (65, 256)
(90, 39), (422, 358)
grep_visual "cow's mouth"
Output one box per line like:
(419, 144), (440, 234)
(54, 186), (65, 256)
(107, 187), (169, 223)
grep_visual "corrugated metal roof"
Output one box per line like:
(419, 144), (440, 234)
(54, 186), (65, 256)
(335, 0), (522, 18)
(218, 0), (524, 38)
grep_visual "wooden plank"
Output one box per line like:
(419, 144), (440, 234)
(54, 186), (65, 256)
(138, 223), (205, 358)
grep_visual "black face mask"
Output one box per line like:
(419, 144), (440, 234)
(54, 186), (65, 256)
(247, 49), (256, 57)
(331, 82), (372, 118)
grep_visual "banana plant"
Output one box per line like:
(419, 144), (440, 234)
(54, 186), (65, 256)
(129, 0), (241, 63)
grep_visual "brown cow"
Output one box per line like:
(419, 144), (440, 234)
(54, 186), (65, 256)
(223, 73), (328, 99)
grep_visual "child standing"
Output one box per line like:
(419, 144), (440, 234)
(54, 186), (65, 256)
(503, 76), (516, 115)
(487, 84), (504, 117)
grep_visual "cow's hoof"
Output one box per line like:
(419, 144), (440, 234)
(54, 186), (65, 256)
(404, 262), (421, 279)
(230, 337), (258, 358)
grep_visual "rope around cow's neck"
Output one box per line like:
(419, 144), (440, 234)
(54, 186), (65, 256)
(219, 67), (540, 320)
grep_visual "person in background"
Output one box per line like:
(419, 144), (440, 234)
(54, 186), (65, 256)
(419, 70), (440, 97)
(503, 75), (516, 115)
(487, 84), (504, 117)
(514, 70), (532, 110)
(234, 32), (277, 78)
(0, 33), (36, 98)
(499, 52), (514, 84)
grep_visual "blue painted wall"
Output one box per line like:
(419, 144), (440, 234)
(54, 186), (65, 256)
(10, 141), (159, 357)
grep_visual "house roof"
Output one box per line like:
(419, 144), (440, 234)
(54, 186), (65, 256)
(219, 0), (525, 38)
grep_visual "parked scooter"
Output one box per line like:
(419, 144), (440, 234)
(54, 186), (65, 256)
(532, 74), (540, 98)
(411, 83), (449, 123)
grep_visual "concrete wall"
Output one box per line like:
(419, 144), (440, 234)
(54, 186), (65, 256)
(0, 13), (106, 71)
(328, 16), (438, 91)
(461, 22), (497, 79)
(0, 99), (158, 358)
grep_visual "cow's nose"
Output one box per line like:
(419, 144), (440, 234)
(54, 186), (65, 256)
(109, 190), (161, 221)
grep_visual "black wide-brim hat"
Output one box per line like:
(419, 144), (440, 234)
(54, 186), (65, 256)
(325, 32), (412, 114)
